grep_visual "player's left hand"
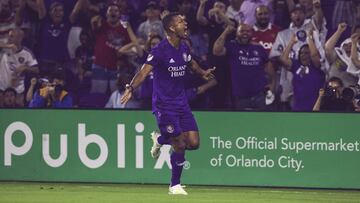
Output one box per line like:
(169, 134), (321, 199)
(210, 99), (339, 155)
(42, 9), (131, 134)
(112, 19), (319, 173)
(120, 87), (133, 105)
(202, 67), (216, 81)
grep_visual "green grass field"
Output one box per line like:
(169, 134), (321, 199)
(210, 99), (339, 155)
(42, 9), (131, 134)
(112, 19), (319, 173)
(1, 182), (360, 203)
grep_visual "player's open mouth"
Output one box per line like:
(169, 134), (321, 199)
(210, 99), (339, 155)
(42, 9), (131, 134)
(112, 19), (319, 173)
(184, 26), (188, 34)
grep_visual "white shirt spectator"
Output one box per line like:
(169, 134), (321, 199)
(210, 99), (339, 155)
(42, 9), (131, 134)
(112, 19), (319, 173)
(0, 47), (38, 93)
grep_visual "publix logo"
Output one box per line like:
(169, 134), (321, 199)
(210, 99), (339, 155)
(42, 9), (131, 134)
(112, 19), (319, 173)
(3, 121), (191, 169)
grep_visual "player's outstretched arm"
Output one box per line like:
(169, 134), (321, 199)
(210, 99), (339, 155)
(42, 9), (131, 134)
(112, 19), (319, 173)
(120, 64), (153, 105)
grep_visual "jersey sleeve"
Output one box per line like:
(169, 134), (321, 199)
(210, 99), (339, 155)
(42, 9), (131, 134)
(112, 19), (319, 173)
(144, 48), (161, 68)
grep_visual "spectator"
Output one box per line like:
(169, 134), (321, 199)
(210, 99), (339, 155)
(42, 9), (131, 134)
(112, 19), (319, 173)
(197, 0), (233, 109)
(325, 23), (358, 88)
(252, 5), (281, 54)
(270, 2), (326, 111)
(90, 4), (138, 94)
(273, 0), (291, 29)
(313, 77), (355, 112)
(279, 32), (325, 111)
(37, 1), (73, 77)
(0, 0), (16, 44)
(350, 32), (360, 83)
(252, 5), (280, 109)
(226, 0), (243, 24)
(239, 0), (273, 26)
(286, 0), (314, 19)
(29, 69), (73, 108)
(0, 28), (39, 107)
(13, 0), (41, 50)
(75, 30), (93, 82)
(213, 24), (275, 110)
(3, 87), (21, 108)
(137, 1), (165, 42)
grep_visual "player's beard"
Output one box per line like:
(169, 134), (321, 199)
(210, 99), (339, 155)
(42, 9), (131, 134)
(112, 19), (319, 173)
(176, 30), (188, 40)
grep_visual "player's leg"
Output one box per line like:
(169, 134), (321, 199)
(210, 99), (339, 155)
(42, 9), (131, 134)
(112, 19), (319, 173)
(151, 112), (172, 159)
(169, 133), (188, 195)
(184, 131), (200, 150)
(180, 112), (200, 150)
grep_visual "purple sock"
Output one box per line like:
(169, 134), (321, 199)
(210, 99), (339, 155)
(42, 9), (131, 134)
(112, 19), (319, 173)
(157, 134), (170, 145)
(170, 152), (185, 187)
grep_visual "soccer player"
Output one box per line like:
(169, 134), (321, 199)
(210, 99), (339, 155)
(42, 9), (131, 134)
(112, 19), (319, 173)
(120, 12), (215, 195)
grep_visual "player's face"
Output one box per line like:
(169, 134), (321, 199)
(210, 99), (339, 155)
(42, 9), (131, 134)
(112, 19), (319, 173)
(236, 24), (253, 43)
(172, 15), (188, 39)
(299, 46), (311, 65)
(291, 10), (305, 27)
(255, 6), (270, 27)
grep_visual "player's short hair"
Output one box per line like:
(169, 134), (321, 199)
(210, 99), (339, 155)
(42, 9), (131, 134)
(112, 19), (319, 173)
(162, 12), (181, 34)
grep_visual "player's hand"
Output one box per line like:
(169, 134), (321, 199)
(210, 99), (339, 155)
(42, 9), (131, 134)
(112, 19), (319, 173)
(120, 87), (133, 105)
(318, 88), (325, 97)
(337, 22), (347, 33)
(202, 67), (216, 81)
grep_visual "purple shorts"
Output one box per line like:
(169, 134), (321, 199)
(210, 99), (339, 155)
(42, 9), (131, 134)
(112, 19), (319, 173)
(154, 111), (198, 138)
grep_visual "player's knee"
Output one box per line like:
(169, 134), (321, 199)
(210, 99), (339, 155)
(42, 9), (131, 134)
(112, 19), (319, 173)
(172, 139), (187, 152)
(187, 140), (200, 150)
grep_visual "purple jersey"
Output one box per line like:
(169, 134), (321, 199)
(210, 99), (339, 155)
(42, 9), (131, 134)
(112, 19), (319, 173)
(145, 39), (192, 115)
(291, 59), (325, 111)
(225, 41), (268, 98)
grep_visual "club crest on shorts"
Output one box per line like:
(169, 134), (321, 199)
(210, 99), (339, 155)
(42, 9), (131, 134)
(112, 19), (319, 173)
(166, 125), (174, 133)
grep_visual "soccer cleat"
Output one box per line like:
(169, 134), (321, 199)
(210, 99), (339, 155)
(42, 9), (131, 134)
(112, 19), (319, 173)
(150, 131), (162, 159)
(168, 184), (188, 195)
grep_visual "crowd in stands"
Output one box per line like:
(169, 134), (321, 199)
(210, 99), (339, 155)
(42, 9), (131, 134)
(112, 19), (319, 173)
(0, 0), (360, 112)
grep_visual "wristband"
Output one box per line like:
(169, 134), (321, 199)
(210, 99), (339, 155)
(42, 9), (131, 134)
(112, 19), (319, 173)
(125, 84), (134, 92)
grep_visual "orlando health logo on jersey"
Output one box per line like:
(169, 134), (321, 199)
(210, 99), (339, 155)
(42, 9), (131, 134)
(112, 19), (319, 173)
(167, 52), (191, 78)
